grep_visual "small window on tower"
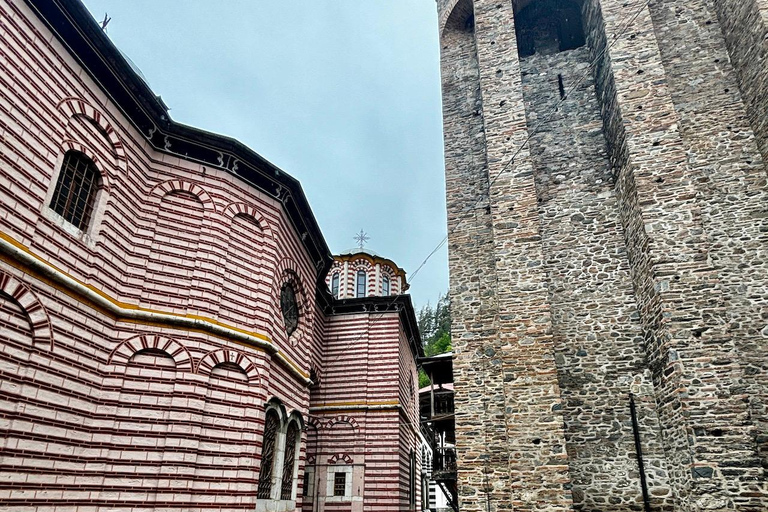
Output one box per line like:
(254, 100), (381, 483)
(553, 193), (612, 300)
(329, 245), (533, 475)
(333, 472), (347, 497)
(382, 275), (390, 296)
(356, 271), (366, 298)
(331, 272), (340, 299)
(49, 150), (101, 230)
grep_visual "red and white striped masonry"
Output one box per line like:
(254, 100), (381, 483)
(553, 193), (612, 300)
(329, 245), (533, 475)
(0, 0), (421, 510)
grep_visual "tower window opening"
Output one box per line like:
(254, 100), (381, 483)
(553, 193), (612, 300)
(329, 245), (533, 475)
(356, 271), (367, 298)
(515, 0), (586, 58)
(382, 275), (390, 296)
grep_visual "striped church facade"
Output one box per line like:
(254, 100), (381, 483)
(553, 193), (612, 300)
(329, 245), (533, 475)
(0, 0), (423, 510)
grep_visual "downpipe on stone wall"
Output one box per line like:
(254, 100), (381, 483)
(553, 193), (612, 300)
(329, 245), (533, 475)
(629, 393), (652, 512)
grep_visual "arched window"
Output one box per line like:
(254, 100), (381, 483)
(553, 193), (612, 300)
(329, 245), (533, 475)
(280, 421), (300, 499)
(257, 410), (280, 499)
(49, 150), (101, 230)
(331, 273), (340, 299)
(356, 271), (366, 298)
(382, 275), (390, 296)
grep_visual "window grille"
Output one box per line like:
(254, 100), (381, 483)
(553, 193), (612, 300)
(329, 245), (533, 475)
(257, 410), (280, 499)
(280, 422), (300, 499)
(49, 151), (100, 230)
(356, 271), (366, 298)
(281, 282), (299, 336)
(382, 275), (390, 296)
(331, 273), (340, 298)
(333, 472), (346, 497)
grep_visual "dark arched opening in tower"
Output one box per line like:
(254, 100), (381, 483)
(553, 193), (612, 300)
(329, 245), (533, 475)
(514, 0), (586, 58)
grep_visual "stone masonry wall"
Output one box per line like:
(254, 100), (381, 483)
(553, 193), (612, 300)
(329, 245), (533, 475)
(437, 0), (768, 510)
(647, 0), (768, 497)
(710, 0), (768, 166)
(520, 41), (672, 510)
(439, 3), (511, 512)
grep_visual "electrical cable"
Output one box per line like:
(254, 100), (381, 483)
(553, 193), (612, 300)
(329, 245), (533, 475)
(324, 0), (651, 366)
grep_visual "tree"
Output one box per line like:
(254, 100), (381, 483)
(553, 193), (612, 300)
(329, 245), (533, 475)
(418, 293), (451, 388)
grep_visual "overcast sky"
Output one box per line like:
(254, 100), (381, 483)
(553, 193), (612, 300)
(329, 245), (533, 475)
(81, 0), (448, 309)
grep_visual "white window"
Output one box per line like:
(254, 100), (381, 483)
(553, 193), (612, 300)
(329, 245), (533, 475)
(382, 275), (390, 296)
(325, 465), (353, 501)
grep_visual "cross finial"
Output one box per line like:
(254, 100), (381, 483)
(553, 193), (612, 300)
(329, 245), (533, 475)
(100, 13), (111, 31)
(354, 229), (370, 250)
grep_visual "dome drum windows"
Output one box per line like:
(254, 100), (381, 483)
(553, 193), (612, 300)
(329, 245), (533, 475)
(331, 273), (340, 299)
(356, 271), (367, 298)
(49, 150), (101, 231)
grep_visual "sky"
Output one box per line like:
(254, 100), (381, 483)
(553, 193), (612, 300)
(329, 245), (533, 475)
(81, 1), (448, 310)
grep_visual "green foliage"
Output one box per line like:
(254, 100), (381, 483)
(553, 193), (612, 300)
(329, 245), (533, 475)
(418, 293), (452, 356)
(417, 293), (452, 389)
(418, 369), (431, 389)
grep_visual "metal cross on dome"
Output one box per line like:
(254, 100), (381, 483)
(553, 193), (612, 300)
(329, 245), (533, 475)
(354, 229), (370, 250)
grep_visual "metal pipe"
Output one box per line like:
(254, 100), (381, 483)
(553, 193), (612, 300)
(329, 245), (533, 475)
(629, 393), (652, 512)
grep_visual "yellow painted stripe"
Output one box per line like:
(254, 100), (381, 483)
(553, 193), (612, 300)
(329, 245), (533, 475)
(0, 231), (309, 381)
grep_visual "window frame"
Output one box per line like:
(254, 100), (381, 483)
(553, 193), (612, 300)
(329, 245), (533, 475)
(333, 472), (347, 497)
(382, 275), (390, 296)
(257, 409), (281, 499)
(48, 150), (102, 232)
(325, 465), (353, 501)
(280, 282), (300, 336)
(356, 270), (366, 298)
(331, 272), (340, 299)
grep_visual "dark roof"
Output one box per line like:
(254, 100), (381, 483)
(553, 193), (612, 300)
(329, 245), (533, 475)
(27, 0), (333, 282)
(418, 352), (453, 385)
(324, 295), (424, 360)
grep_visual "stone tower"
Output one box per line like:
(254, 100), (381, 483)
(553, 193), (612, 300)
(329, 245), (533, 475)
(434, 0), (768, 511)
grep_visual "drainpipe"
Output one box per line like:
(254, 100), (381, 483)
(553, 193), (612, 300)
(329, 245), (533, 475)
(629, 393), (652, 512)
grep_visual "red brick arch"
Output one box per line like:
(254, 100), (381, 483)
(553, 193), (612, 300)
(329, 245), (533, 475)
(108, 334), (193, 371)
(59, 140), (112, 192)
(57, 97), (127, 167)
(223, 202), (274, 240)
(197, 348), (261, 383)
(307, 416), (324, 430)
(328, 453), (354, 464)
(150, 179), (216, 211)
(0, 271), (53, 349)
(326, 415), (360, 431)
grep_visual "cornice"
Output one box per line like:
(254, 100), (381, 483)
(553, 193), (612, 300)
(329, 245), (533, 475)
(324, 295), (424, 359)
(24, 0), (334, 284)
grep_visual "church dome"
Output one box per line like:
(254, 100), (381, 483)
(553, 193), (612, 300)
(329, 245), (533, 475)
(326, 248), (408, 299)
